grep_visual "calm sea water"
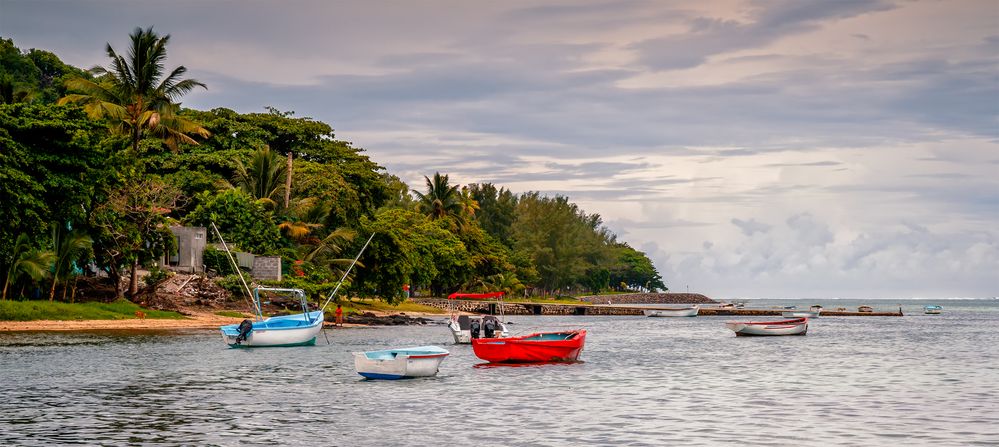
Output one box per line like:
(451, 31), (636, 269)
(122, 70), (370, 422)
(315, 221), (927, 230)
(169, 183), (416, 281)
(1, 299), (997, 446)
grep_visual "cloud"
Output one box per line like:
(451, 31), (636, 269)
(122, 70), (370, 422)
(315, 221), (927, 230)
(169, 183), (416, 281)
(2, 0), (997, 297)
(731, 218), (772, 236)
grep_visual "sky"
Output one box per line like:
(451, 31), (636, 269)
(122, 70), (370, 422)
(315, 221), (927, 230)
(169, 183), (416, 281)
(2, 0), (997, 299)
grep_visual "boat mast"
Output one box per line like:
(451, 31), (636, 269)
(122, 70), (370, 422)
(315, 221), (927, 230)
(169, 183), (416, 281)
(210, 222), (262, 320)
(320, 232), (375, 313)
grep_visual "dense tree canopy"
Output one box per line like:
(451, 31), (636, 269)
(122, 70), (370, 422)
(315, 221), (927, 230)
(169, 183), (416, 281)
(0, 31), (667, 304)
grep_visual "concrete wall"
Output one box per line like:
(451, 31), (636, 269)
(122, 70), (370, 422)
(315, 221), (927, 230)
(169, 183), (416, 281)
(252, 256), (282, 281)
(163, 226), (206, 273)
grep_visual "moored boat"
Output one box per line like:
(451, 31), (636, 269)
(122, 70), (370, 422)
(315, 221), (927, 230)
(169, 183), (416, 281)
(858, 305), (874, 312)
(220, 287), (325, 348)
(644, 305), (699, 317)
(725, 318), (808, 336)
(924, 305), (942, 314)
(781, 309), (820, 318)
(472, 330), (586, 363)
(446, 292), (509, 343)
(212, 222), (374, 348)
(353, 346), (450, 380)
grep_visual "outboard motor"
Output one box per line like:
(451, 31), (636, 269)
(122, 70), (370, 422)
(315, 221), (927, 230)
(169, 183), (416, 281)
(483, 317), (496, 338)
(235, 319), (254, 344)
(470, 318), (481, 339)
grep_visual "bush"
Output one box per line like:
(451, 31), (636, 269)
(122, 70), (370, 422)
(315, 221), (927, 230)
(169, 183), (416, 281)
(203, 245), (235, 276)
(143, 266), (173, 289)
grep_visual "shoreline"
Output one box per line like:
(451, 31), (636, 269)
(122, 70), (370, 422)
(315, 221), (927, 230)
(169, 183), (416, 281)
(0, 310), (448, 333)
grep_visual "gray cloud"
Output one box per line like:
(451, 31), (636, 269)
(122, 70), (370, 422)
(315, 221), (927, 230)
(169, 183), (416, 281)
(3, 0), (997, 297)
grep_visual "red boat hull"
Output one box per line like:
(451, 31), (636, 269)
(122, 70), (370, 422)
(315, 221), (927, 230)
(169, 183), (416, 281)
(471, 330), (587, 363)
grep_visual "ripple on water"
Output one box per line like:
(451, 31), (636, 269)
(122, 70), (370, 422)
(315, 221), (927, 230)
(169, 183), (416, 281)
(1, 310), (998, 445)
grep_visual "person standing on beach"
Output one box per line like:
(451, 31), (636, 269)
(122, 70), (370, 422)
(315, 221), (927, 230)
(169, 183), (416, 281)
(335, 304), (344, 327)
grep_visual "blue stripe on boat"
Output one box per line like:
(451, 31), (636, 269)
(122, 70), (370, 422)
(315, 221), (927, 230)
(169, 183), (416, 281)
(358, 372), (406, 380)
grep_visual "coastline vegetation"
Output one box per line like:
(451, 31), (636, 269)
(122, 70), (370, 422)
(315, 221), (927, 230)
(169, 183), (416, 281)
(0, 27), (667, 321)
(0, 299), (184, 321)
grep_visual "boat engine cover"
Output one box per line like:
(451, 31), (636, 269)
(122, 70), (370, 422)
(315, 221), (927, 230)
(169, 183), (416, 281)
(235, 319), (254, 344)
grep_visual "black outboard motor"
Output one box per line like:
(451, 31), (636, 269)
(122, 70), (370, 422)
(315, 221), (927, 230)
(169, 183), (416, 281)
(470, 318), (481, 339)
(483, 317), (496, 338)
(235, 319), (254, 344)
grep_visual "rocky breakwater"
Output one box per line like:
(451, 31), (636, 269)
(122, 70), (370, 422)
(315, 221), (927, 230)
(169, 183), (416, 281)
(577, 292), (716, 304)
(329, 312), (437, 326)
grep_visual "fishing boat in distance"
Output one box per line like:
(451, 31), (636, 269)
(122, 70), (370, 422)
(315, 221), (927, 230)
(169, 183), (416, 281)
(644, 305), (699, 317)
(353, 346), (450, 380)
(220, 287), (325, 347)
(858, 305), (874, 313)
(781, 307), (821, 318)
(472, 330), (587, 363)
(924, 305), (943, 314)
(725, 318), (808, 336)
(446, 291), (509, 343)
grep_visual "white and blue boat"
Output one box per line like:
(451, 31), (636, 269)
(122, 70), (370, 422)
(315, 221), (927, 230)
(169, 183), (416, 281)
(212, 222), (375, 349)
(924, 305), (943, 315)
(353, 346), (450, 379)
(220, 287), (325, 348)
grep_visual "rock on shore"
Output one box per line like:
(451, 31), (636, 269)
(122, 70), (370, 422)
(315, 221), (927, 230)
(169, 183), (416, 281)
(336, 312), (437, 326)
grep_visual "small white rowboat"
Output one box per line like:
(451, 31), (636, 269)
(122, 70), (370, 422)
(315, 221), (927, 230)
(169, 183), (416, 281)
(644, 306), (699, 317)
(353, 346), (450, 380)
(725, 318), (808, 336)
(781, 310), (820, 318)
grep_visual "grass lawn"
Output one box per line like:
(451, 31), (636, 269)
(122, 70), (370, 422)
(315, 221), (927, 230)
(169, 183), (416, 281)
(339, 298), (447, 315)
(0, 299), (185, 321)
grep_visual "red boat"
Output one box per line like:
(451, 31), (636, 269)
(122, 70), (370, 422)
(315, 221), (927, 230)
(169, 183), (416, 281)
(471, 330), (587, 363)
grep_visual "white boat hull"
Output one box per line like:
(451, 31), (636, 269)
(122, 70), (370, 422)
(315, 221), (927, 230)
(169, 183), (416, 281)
(644, 306), (699, 317)
(220, 311), (325, 348)
(725, 319), (808, 336)
(447, 319), (509, 344)
(353, 347), (449, 379)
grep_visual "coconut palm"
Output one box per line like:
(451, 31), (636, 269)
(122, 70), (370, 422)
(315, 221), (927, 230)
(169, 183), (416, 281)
(58, 26), (209, 154)
(234, 145), (287, 208)
(48, 226), (93, 301)
(2, 234), (55, 301)
(414, 172), (462, 220)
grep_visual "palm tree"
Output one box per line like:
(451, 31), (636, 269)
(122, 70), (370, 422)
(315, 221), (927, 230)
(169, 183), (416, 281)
(2, 234), (55, 301)
(58, 26), (209, 154)
(234, 145), (287, 208)
(48, 226), (93, 302)
(414, 172), (462, 220)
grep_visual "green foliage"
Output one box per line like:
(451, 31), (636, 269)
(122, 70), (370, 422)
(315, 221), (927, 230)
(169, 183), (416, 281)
(234, 145), (287, 206)
(186, 189), (281, 254)
(202, 246), (236, 276)
(468, 183), (518, 245)
(143, 266), (172, 289)
(0, 299), (184, 321)
(58, 26), (210, 154)
(0, 38), (87, 104)
(414, 172), (462, 222)
(352, 208), (469, 303)
(0, 103), (107, 259)
(215, 274), (248, 298)
(609, 243), (667, 292)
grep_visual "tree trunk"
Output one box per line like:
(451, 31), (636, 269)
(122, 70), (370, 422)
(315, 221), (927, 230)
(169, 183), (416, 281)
(49, 266), (61, 302)
(1, 277), (9, 301)
(285, 151), (293, 209)
(110, 264), (123, 300)
(128, 258), (139, 298)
